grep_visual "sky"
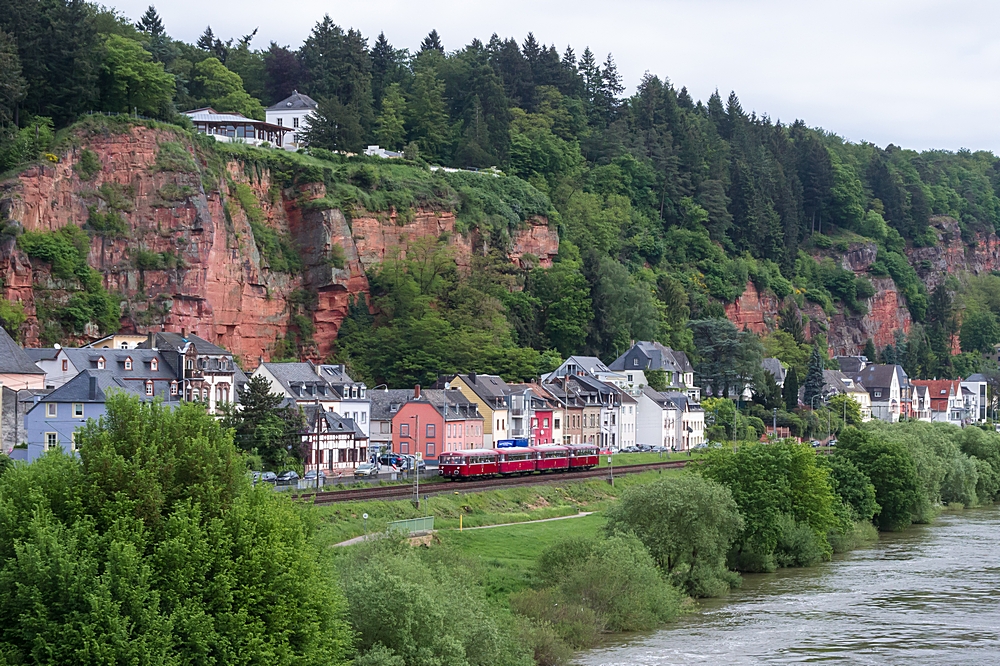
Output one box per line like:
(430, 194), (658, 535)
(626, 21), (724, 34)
(117, 0), (1000, 153)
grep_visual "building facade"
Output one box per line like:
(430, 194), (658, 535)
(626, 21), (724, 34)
(265, 91), (318, 151)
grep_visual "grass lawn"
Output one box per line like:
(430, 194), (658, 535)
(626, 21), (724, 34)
(433, 513), (608, 598)
(311, 470), (683, 547)
(438, 513), (607, 569)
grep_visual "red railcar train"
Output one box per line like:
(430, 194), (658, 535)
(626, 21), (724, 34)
(438, 445), (599, 479)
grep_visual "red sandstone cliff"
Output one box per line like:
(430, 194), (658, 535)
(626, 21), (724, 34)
(0, 126), (558, 364)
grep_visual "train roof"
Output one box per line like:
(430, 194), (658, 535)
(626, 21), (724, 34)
(532, 445), (570, 451)
(443, 448), (498, 456)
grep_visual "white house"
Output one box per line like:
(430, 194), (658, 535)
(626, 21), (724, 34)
(265, 91), (318, 151)
(636, 387), (680, 449)
(608, 341), (697, 398)
(252, 361), (370, 437)
(847, 364), (905, 423)
(961, 374), (990, 423)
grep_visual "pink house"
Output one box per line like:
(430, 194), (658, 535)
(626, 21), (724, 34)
(392, 386), (484, 461)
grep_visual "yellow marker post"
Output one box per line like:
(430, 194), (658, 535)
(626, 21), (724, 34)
(460, 514), (463, 531)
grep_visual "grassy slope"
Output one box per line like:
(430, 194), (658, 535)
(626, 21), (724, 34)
(311, 468), (684, 547)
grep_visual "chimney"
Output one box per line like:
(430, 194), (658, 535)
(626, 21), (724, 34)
(469, 371), (477, 384)
(89, 374), (97, 401)
(414, 384), (421, 399)
(314, 361), (322, 376)
(180, 327), (186, 338)
(147, 331), (156, 350)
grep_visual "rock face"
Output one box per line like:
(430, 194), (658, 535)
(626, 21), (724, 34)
(725, 237), (914, 355)
(725, 215), (1000, 356)
(0, 126), (559, 364)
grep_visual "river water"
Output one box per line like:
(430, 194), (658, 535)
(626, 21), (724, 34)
(578, 507), (1000, 665)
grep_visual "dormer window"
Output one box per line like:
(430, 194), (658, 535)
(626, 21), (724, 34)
(97, 357), (106, 370)
(170, 381), (178, 395)
(151, 358), (158, 371)
(124, 357), (133, 370)
(145, 381), (153, 396)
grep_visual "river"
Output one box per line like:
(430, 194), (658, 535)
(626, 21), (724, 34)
(577, 507), (1000, 665)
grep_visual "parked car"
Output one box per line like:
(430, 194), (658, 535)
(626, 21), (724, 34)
(810, 440), (822, 448)
(354, 463), (378, 477)
(379, 454), (406, 467)
(303, 469), (320, 481)
(276, 470), (300, 484)
(250, 471), (262, 484)
(827, 439), (838, 447)
(260, 471), (277, 483)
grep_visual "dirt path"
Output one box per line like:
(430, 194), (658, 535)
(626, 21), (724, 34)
(332, 511), (595, 547)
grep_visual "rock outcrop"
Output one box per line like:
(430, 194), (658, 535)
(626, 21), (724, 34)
(0, 126), (559, 364)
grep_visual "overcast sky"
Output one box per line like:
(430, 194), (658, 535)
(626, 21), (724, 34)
(119, 0), (1000, 153)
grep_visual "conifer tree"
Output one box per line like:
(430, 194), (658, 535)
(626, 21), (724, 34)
(0, 30), (25, 127)
(803, 346), (826, 409)
(197, 26), (215, 51)
(374, 82), (405, 149)
(420, 29), (444, 54)
(136, 5), (163, 35)
(783, 366), (799, 412)
(863, 338), (877, 363)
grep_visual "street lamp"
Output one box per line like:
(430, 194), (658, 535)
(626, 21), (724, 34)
(408, 414), (420, 509)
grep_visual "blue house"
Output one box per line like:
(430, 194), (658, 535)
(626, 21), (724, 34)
(24, 368), (181, 461)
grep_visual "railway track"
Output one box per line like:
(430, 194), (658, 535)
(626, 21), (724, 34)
(303, 460), (690, 505)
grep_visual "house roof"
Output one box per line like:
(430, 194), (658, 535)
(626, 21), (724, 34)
(34, 368), (180, 405)
(139, 332), (230, 356)
(455, 373), (509, 405)
(416, 389), (483, 421)
(182, 108), (289, 132)
(59, 348), (179, 378)
(836, 356), (868, 375)
(608, 341), (695, 376)
(0, 328), (45, 375)
(761, 358), (786, 384)
(850, 364), (899, 395)
(302, 404), (368, 439)
(266, 90), (318, 111)
(640, 386), (680, 410)
(24, 348), (59, 363)
(911, 379), (959, 412)
(663, 391), (703, 412)
(823, 369), (868, 395)
(369, 389), (415, 420)
(964, 373), (989, 383)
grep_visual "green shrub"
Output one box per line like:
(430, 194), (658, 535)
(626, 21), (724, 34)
(86, 206), (128, 237)
(604, 475), (744, 598)
(74, 148), (101, 180)
(340, 537), (533, 666)
(774, 514), (826, 567)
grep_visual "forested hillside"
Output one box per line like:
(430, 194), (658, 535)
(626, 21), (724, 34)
(3, 1), (1000, 385)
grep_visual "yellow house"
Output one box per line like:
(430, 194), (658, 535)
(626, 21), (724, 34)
(449, 373), (510, 447)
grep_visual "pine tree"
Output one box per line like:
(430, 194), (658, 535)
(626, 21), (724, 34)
(374, 82), (406, 149)
(197, 26), (215, 51)
(263, 42), (304, 105)
(136, 5), (164, 35)
(0, 30), (25, 127)
(420, 29), (444, 54)
(803, 346), (826, 409)
(783, 366), (799, 412)
(779, 301), (806, 344)
(406, 68), (450, 161)
(863, 338), (877, 363)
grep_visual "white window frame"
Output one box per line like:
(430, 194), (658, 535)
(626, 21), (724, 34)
(124, 357), (133, 370)
(97, 357), (106, 370)
(145, 382), (154, 396)
(170, 382), (178, 395)
(151, 358), (158, 371)
(70, 431), (79, 452)
(46, 403), (57, 418)
(45, 432), (57, 451)
(73, 403), (84, 418)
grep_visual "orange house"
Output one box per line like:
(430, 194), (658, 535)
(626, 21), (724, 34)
(392, 386), (484, 461)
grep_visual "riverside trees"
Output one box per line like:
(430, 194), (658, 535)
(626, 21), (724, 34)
(0, 394), (353, 664)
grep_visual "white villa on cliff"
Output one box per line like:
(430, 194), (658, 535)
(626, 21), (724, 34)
(265, 91), (318, 151)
